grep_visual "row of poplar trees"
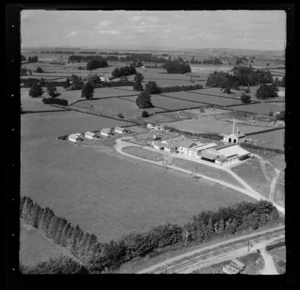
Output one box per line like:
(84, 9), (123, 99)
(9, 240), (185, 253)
(21, 196), (280, 273)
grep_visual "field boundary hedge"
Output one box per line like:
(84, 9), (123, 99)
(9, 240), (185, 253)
(21, 195), (281, 273)
(42, 98), (68, 106)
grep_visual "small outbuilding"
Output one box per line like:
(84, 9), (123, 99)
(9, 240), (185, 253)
(114, 126), (129, 134)
(84, 131), (98, 139)
(100, 128), (113, 137)
(199, 149), (220, 162)
(68, 133), (83, 142)
(147, 123), (155, 129)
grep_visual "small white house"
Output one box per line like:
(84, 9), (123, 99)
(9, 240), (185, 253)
(147, 123), (155, 129)
(100, 76), (110, 82)
(84, 131), (98, 139)
(114, 126), (127, 134)
(100, 128), (113, 137)
(68, 133), (82, 142)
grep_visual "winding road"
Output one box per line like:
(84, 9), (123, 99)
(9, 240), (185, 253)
(114, 137), (285, 214)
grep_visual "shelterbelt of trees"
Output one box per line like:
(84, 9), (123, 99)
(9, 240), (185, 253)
(21, 195), (281, 273)
(206, 66), (275, 88)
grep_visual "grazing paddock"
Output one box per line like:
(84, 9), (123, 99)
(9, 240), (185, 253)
(156, 91), (244, 107)
(231, 158), (271, 198)
(171, 158), (243, 188)
(247, 129), (285, 151)
(71, 97), (164, 119)
(21, 111), (253, 242)
(149, 95), (207, 110)
(160, 117), (271, 135)
(20, 219), (73, 267)
(122, 146), (165, 161)
(230, 103), (285, 115)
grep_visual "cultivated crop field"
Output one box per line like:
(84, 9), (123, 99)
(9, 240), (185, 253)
(231, 158), (271, 198)
(230, 103), (285, 115)
(171, 158), (243, 188)
(21, 111), (254, 242)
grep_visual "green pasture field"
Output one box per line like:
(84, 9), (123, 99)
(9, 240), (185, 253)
(71, 97), (164, 119)
(160, 116), (271, 135)
(122, 146), (164, 161)
(20, 219), (74, 267)
(247, 129), (285, 151)
(231, 158), (271, 198)
(229, 103), (285, 115)
(21, 111), (253, 242)
(171, 158), (244, 188)
(157, 91), (246, 107)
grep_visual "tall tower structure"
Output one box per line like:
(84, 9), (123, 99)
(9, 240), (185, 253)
(232, 118), (236, 134)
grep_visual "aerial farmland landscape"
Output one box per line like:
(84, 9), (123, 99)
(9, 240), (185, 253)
(16, 9), (289, 276)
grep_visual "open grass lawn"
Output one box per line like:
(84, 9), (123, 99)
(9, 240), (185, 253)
(230, 103), (285, 115)
(160, 116), (270, 135)
(122, 146), (164, 161)
(20, 219), (73, 267)
(21, 111), (253, 242)
(171, 158), (243, 188)
(268, 246), (286, 274)
(247, 129), (285, 151)
(231, 158), (270, 198)
(158, 90), (243, 107)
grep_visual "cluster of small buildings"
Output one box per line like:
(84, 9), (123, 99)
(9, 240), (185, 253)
(67, 126), (130, 142)
(151, 118), (251, 165)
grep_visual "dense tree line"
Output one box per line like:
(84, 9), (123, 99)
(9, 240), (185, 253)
(119, 54), (167, 64)
(111, 65), (137, 78)
(104, 55), (119, 61)
(27, 56), (39, 63)
(189, 57), (223, 65)
(164, 126), (223, 140)
(20, 255), (89, 274)
(159, 84), (203, 93)
(206, 67), (274, 89)
(42, 98), (68, 106)
(21, 55), (26, 62)
(40, 50), (75, 54)
(21, 196), (280, 273)
(241, 142), (284, 154)
(274, 76), (285, 87)
(79, 51), (97, 54)
(86, 58), (108, 71)
(20, 68), (33, 76)
(68, 55), (108, 64)
(162, 58), (191, 74)
(21, 78), (65, 88)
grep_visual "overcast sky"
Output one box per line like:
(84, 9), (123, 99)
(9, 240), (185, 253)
(21, 10), (286, 50)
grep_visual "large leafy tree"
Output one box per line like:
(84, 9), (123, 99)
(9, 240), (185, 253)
(63, 78), (71, 89)
(46, 83), (58, 98)
(81, 82), (94, 99)
(133, 82), (144, 91)
(86, 59), (108, 71)
(256, 84), (279, 99)
(134, 72), (144, 83)
(87, 74), (101, 88)
(21, 55), (26, 62)
(136, 91), (153, 108)
(145, 81), (161, 94)
(240, 93), (251, 104)
(29, 82), (43, 98)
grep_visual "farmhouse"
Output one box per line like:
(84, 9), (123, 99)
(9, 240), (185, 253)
(154, 125), (165, 131)
(223, 118), (245, 144)
(84, 131), (98, 139)
(177, 140), (197, 154)
(68, 133), (83, 142)
(217, 145), (251, 161)
(100, 128), (113, 137)
(114, 126), (129, 134)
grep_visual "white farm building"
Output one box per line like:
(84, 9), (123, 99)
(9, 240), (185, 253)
(223, 118), (245, 144)
(100, 128), (113, 137)
(84, 131), (98, 139)
(68, 133), (83, 142)
(114, 126), (129, 134)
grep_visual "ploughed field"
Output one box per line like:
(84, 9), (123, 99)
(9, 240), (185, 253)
(21, 111), (254, 242)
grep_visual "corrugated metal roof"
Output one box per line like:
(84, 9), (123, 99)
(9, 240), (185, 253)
(217, 145), (250, 158)
(194, 143), (217, 151)
(200, 150), (219, 160)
